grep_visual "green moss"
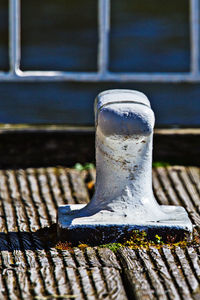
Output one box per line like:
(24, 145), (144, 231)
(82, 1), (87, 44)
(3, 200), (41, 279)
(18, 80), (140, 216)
(99, 243), (123, 252)
(74, 162), (95, 171)
(97, 230), (190, 252)
(56, 229), (198, 253)
(153, 161), (171, 167)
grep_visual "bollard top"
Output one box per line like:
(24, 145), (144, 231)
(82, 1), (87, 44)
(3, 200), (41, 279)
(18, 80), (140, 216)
(95, 89), (150, 119)
(94, 89), (154, 136)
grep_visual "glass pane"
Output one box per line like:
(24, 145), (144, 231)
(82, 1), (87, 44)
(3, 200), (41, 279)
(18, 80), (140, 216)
(199, 12), (200, 70)
(21, 0), (97, 71)
(110, 0), (190, 72)
(0, 0), (9, 71)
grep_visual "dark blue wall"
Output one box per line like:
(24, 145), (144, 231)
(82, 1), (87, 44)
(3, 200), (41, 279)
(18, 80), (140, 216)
(0, 0), (199, 127)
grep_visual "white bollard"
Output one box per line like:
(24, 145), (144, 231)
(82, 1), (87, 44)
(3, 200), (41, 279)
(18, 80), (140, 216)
(57, 90), (192, 244)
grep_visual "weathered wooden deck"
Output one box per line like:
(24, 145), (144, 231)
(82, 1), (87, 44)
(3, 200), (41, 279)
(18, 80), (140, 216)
(0, 166), (200, 299)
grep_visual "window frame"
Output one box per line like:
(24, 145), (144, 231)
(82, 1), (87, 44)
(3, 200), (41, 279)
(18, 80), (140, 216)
(1, 0), (199, 83)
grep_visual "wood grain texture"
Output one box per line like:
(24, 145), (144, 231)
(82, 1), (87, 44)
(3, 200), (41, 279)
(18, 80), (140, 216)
(0, 166), (199, 299)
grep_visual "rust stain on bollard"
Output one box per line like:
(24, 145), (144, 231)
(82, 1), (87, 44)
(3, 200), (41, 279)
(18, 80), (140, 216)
(57, 90), (193, 244)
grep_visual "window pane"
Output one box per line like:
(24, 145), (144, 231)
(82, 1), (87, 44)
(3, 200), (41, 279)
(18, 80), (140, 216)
(110, 0), (190, 72)
(0, 0), (9, 71)
(199, 13), (200, 70)
(21, 0), (98, 71)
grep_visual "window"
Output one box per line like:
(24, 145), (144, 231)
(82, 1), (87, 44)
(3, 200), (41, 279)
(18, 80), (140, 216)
(0, 0), (199, 126)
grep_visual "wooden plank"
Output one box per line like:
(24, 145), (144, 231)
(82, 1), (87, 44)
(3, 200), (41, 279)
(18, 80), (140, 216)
(26, 168), (50, 228)
(2, 269), (22, 300)
(15, 168), (73, 298)
(186, 247), (200, 278)
(8, 170), (49, 297)
(16, 169), (40, 232)
(97, 248), (121, 269)
(152, 168), (169, 206)
(0, 269), (8, 300)
(88, 267), (108, 299)
(188, 167), (200, 195)
(57, 168), (76, 204)
(117, 247), (155, 300)
(26, 267), (45, 297)
(174, 247), (199, 294)
(51, 263), (72, 296)
(1, 251), (20, 300)
(155, 167), (180, 206)
(149, 246), (180, 299)
(65, 267), (84, 299)
(54, 246), (128, 299)
(65, 247), (126, 299)
(138, 249), (168, 299)
(35, 168), (57, 224)
(101, 267), (128, 300)
(162, 246), (192, 300)
(36, 249), (58, 296)
(1, 250), (33, 299)
(179, 167), (200, 214)
(0, 171), (35, 299)
(166, 166), (200, 225)
(85, 247), (102, 268)
(27, 166), (101, 299)
(76, 267), (96, 300)
(45, 167), (66, 207)
(0, 252), (8, 299)
(68, 169), (90, 204)
(59, 249), (77, 269)
(59, 245), (128, 300)
(73, 248), (88, 267)
(47, 248), (72, 296)
(6, 170), (31, 235)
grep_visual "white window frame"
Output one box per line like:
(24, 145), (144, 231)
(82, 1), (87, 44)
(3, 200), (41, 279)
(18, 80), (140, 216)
(1, 0), (199, 83)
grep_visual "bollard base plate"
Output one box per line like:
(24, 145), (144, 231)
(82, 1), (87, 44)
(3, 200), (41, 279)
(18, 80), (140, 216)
(57, 204), (193, 245)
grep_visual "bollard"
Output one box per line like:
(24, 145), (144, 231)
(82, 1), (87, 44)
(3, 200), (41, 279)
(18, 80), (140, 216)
(57, 90), (192, 244)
